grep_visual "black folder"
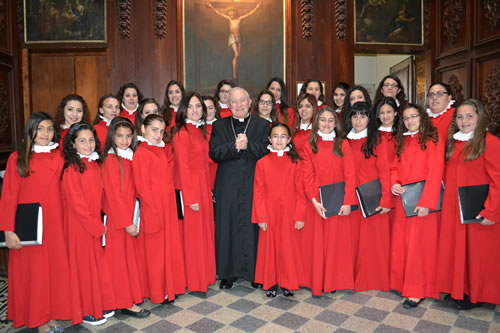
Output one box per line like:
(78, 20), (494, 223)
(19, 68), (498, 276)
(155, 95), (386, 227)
(400, 181), (444, 218)
(356, 178), (382, 218)
(102, 198), (140, 246)
(0, 203), (43, 247)
(319, 181), (358, 218)
(458, 184), (489, 224)
(175, 189), (184, 220)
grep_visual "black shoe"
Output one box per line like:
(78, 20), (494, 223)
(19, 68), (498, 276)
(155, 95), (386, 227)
(121, 308), (151, 318)
(251, 282), (263, 289)
(161, 297), (175, 305)
(219, 279), (234, 289)
(454, 295), (482, 310)
(266, 290), (277, 297)
(282, 288), (294, 297)
(402, 298), (424, 309)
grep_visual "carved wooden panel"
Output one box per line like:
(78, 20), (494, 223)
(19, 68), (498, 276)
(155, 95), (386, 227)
(474, 0), (500, 45)
(476, 53), (500, 136)
(0, 0), (11, 54)
(0, 65), (14, 149)
(118, 0), (132, 40)
(335, 0), (346, 41)
(154, 0), (168, 40)
(300, 0), (313, 40)
(75, 55), (109, 120)
(436, 60), (469, 101)
(436, 0), (469, 58)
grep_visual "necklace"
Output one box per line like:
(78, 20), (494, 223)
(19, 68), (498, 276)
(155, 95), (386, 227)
(231, 115), (251, 139)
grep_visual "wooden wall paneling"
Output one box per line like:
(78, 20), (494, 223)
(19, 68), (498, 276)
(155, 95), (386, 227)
(474, 50), (500, 136)
(436, 0), (470, 59)
(0, 0), (12, 56)
(436, 59), (470, 102)
(0, 64), (15, 151)
(285, 0), (294, 100)
(474, 0), (500, 46)
(75, 55), (109, 120)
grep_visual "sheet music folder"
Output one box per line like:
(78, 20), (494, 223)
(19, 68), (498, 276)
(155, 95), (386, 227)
(458, 184), (489, 224)
(0, 203), (43, 247)
(356, 178), (382, 218)
(400, 181), (444, 218)
(319, 181), (358, 218)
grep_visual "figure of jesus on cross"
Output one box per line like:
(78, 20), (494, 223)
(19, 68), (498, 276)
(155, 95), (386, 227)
(208, 1), (262, 80)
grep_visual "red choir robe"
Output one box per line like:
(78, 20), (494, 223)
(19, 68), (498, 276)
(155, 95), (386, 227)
(301, 136), (357, 295)
(121, 107), (137, 125)
(317, 103), (327, 111)
(166, 107), (178, 133)
(132, 140), (186, 303)
(436, 133), (500, 304)
(59, 127), (69, 149)
(218, 102), (232, 118)
(102, 150), (144, 309)
(378, 128), (397, 229)
(347, 132), (392, 292)
(94, 120), (110, 152)
(206, 121), (218, 189)
(252, 150), (307, 290)
(293, 128), (311, 153)
(172, 123), (216, 293)
(0, 147), (72, 328)
(61, 156), (115, 324)
(276, 103), (295, 129)
(429, 106), (455, 140)
(389, 132), (444, 300)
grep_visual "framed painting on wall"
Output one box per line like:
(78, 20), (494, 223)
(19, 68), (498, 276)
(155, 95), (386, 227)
(354, 0), (423, 46)
(183, 0), (286, 98)
(23, 0), (107, 45)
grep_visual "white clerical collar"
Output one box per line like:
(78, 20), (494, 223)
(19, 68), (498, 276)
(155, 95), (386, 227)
(427, 100), (455, 118)
(453, 131), (474, 141)
(347, 128), (368, 140)
(170, 104), (179, 112)
(60, 124), (69, 130)
(317, 130), (336, 141)
(335, 108), (341, 113)
(219, 101), (229, 109)
(233, 113), (250, 123)
(300, 120), (312, 130)
(32, 142), (59, 153)
(206, 119), (217, 125)
(378, 125), (393, 132)
(100, 115), (112, 126)
(137, 135), (165, 147)
(396, 100), (401, 107)
(403, 130), (419, 137)
(317, 100), (323, 106)
(78, 151), (99, 161)
(108, 147), (133, 160)
(276, 100), (281, 104)
(186, 119), (204, 128)
(122, 103), (138, 115)
(267, 144), (290, 157)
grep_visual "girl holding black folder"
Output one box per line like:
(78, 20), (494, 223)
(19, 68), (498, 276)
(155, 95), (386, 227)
(436, 99), (500, 309)
(390, 104), (444, 309)
(301, 106), (357, 296)
(345, 102), (392, 292)
(0, 112), (71, 332)
(101, 117), (150, 318)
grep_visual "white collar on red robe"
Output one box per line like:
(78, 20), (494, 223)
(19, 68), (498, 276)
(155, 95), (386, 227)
(186, 119), (204, 128)
(32, 142), (59, 153)
(276, 100), (281, 104)
(78, 151), (99, 161)
(170, 104), (179, 112)
(60, 124), (69, 130)
(99, 115), (112, 126)
(267, 144), (290, 157)
(300, 120), (312, 130)
(453, 130), (474, 141)
(108, 147), (134, 160)
(335, 108), (341, 114)
(206, 118), (217, 125)
(317, 129), (336, 141)
(347, 128), (368, 140)
(426, 100), (455, 118)
(403, 130), (419, 137)
(121, 103), (138, 115)
(378, 125), (393, 132)
(137, 135), (165, 147)
(218, 101), (229, 109)
(317, 100), (323, 107)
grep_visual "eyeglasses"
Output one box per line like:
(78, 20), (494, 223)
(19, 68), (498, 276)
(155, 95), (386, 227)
(428, 91), (448, 99)
(383, 83), (399, 89)
(259, 100), (273, 106)
(271, 134), (289, 140)
(220, 89), (231, 94)
(402, 114), (420, 122)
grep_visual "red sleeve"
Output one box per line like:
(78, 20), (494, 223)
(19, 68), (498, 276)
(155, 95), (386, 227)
(173, 128), (199, 206)
(479, 134), (500, 222)
(390, 154), (400, 187)
(418, 139), (445, 209)
(287, 107), (295, 130)
(251, 159), (268, 223)
(302, 144), (320, 202)
(102, 157), (134, 229)
(62, 167), (105, 237)
(341, 141), (357, 205)
(0, 153), (21, 232)
(293, 160), (307, 221)
(375, 142), (394, 209)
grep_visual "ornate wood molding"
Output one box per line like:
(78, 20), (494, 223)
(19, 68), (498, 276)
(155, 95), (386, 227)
(300, 0), (313, 40)
(0, 83), (9, 141)
(482, 64), (500, 137)
(335, 0), (346, 41)
(482, 0), (500, 31)
(154, 0), (167, 40)
(447, 74), (464, 105)
(118, 0), (132, 40)
(16, 0), (23, 43)
(0, 0), (6, 32)
(443, 0), (464, 47)
(424, 0), (430, 45)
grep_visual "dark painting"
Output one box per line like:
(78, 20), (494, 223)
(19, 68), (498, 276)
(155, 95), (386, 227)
(24, 0), (106, 43)
(355, 0), (423, 45)
(183, 0), (285, 97)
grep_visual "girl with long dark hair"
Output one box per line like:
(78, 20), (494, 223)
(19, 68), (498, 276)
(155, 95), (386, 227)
(266, 77), (295, 128)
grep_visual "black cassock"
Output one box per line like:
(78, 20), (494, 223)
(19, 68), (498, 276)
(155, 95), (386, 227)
(209, 115), (270, 281)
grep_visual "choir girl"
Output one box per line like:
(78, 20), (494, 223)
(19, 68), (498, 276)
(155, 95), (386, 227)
(252, 90), (279, 124)
(55, 94), (90, 146)
(252, 123), (306, 297)
(390, 103), (444, 308)
(0, 113), (71, 332)
(172, 92), (216, 294)
(101, 117), (150, 318)
(341, 85), (372, 123)
(93, 94), (121, 152)
(117, 82), (143, 124)
(426, 82), (455, 139)
(134, 98), (161, 135)
(266, 77), (295, 128)
(213, 79), (235, 118)
(373, 74), (407, 108)
(344, 102), (392, 292)
(332, 82), (350, 123)
(160, 80), (185, 130)
(291, 93), (318, 152)
(375, 97), (399, 164)
(299, 79), (326, 110)
(301, 106), (357, 295)
(61, 123), (115, 325)
(202, 95), (219, 190)
(132, 114), (186, 304)
(436, 99), (500, 309)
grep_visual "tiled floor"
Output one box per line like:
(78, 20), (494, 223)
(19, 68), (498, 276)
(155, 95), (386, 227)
(5, 279), (500, 333)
